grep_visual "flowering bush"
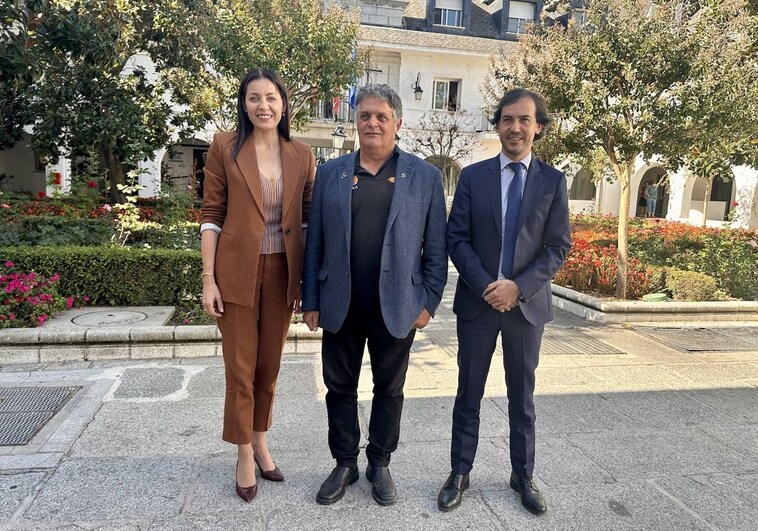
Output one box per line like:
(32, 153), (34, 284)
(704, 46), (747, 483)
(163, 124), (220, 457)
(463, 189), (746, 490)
(553, 239), (655, 299)
(0, 261), (87, 328)
(560, 215), (758, 300)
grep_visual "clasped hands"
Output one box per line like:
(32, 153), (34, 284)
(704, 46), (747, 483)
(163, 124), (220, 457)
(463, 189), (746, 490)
(303, 308), (431, 332)
(483, 279), (522, 313)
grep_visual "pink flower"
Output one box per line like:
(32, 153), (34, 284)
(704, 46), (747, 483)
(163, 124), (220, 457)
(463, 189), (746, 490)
(0, 203), (10, 209)
(103, 204), (112, 212)
(731, 201), (739, 207)
(83, 295), (90, 302)
(4, 261), (13, 268)
(49, 274), (60, 281)
(66, 296), (74, 308)
(8, 314), (15, 321)
(38, 314), (48, 324)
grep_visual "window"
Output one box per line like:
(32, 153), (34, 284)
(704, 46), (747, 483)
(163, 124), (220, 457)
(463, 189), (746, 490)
(432, 80), (460, 111)
(434, 0), (463, 27)
(507, 1), (536, 34)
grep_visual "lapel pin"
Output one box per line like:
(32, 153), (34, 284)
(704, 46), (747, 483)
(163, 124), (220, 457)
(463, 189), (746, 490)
(341, 171), (347, 179)
(400, 172), (406, 179)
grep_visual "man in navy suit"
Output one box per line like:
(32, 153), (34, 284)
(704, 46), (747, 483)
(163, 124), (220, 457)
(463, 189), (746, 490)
(302, 84), (447, 507)
(437, 88), (571, 514)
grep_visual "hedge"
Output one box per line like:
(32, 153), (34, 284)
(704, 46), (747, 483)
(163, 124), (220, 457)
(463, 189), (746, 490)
(1, 246), (202, 306)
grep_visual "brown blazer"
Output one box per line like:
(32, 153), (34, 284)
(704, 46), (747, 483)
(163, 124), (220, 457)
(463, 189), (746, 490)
(201, 131), (315, 308)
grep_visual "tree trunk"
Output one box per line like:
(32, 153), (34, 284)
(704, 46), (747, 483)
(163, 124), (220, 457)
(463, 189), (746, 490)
(701, 175), (713, 226)
(100, 146), (126, 204)
(615, 165), (632, 299)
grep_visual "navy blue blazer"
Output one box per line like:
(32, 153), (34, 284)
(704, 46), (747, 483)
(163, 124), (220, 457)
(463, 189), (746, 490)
(447, 154), (571, 326)
(302, 148), (448, 339)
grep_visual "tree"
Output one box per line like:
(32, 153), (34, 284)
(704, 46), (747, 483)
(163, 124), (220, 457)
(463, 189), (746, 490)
(661, 0), (758, 225)
(404, 110), (482, 196)
(14, 0), (209, 203)
(487, 0), (747, 298)
(172, 0), (365, 132)
(0, 0), (40, 149)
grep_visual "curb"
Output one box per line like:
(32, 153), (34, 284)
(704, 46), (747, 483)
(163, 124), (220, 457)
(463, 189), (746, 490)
(0, 323), (322, 365)
(551, 284), (758, 323)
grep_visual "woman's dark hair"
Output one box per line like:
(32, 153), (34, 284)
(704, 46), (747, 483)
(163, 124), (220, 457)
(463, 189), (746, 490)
(490, 88), (552, 141)
(231, 68), (291, 160)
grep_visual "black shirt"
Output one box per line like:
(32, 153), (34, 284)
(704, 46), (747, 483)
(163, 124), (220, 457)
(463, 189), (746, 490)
(350, 147), (399, 309)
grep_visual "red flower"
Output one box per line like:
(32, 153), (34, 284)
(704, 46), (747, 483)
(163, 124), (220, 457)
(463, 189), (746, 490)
(52, 172), (62, 185)
(37, 191), (46, 198)
(86, 180), (97, 189)
(731, 201), (739, 207)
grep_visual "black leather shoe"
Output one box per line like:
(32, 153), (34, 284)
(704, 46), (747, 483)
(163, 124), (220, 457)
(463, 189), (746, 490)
(316, 465), (359, 505)
(366, 463), (397, 506)
(437, 472), (469, 511)
(510, 471), (547, 515)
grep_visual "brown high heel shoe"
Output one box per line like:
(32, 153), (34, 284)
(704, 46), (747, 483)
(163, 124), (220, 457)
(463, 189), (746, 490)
(255, 455), (285, 482)
(235, 459), (258, 502)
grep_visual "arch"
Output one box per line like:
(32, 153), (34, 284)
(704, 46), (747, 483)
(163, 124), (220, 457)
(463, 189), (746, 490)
(160, 138), (210, 198)
(634, 166), (668, 218)
(426, 155), (461, 197)
(569, 168), (596, 201)
(688, 174), (735, 225)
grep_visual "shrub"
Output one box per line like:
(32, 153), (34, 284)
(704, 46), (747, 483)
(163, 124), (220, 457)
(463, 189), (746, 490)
(0, 214), (114, 247)
(665, 268), (720, 301)
(0, 261), (85, 328)
(553, 239), (656, 299)
(0, 247), (202, 306)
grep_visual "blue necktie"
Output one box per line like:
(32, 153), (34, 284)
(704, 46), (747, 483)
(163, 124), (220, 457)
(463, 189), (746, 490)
(501, 162), (524, 279)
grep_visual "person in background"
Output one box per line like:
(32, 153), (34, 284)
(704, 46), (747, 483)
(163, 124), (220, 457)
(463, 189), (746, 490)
(645, 179), (658, 217)
(200, 68), (315, 503)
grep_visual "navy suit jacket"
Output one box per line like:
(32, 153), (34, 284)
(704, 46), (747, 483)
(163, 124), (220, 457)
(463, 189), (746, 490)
(447, 154), (571, 327)
(302, 148), (448, 339)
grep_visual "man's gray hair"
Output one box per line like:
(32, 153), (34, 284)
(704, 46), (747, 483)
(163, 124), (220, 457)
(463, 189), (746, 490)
(355, 84), (403, 119)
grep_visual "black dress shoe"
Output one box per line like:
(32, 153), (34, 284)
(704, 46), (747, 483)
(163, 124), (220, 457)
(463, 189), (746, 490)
(366, 463), (397, 506)
(316, 465), (359, 505)
(437, 472), (469, 511)
(509, 471), (547, 515)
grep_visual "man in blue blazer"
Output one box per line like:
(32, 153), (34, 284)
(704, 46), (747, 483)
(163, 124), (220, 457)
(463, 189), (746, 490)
(302, 84), (447, 507)
(437, 88), (571, 515)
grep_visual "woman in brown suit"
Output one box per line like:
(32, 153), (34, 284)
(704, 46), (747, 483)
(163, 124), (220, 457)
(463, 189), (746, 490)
(200, 68), (315, 502)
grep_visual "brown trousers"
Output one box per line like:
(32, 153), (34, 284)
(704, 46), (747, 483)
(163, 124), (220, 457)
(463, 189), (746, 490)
(217, 253), (291, 444)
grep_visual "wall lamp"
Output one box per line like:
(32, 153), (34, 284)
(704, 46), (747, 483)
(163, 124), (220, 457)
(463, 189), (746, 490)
(413, 73), (423, 101)
(331, 124), (347, 150)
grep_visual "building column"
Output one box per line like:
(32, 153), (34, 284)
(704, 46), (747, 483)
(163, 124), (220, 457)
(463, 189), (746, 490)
(45, 157), (71, 196)
(730, 165), (758, 229)
(137, 149), (165, 198)
(665, 166), (689, 222)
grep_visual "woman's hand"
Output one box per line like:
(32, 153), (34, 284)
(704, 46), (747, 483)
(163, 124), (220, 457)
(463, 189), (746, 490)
(202, 277), (224, 317)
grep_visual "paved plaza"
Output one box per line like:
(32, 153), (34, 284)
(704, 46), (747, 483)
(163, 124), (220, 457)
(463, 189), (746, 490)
(1, 274), (757, 530)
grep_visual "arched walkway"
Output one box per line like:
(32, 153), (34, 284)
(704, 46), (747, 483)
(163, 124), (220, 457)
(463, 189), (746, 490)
(160, 138), (210, 199)
(689, 175), (735, 224)
(426, 155), (461, 197)
(635, 167), (668, 218)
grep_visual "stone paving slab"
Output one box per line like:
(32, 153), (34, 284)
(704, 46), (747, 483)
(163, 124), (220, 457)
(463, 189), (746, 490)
(0, 472), (46, 523)
(482, 480), (713, 530)
(655, 473), (758, 531)
(566, 426), (758, 480)
(22, 458), (194, 522)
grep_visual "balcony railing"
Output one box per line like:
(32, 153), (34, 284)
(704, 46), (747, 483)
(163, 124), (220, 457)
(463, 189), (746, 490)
(310, 99), (353, 123)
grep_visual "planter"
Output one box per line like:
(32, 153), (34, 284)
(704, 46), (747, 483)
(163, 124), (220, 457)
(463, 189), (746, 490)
(551, 283), (758, 323)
